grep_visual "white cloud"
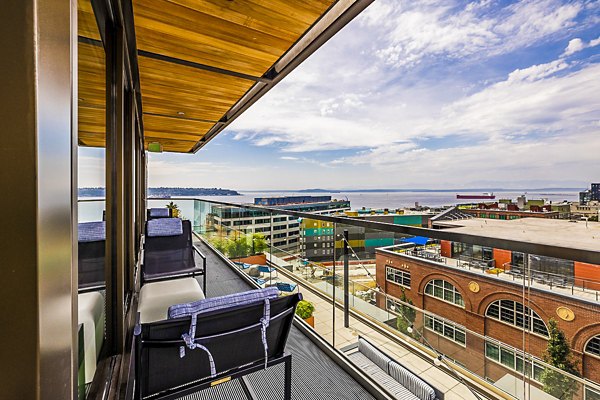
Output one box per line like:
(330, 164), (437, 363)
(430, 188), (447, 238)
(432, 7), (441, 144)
(563, 38), (585, 56)
(200, 0), (600, 189)
(319, 93), (365, 116)
(562, 36), (600, 56)
(506, 59), (570, 82)
(362, 0), (583, 69)
(331, 130), (600, 189)
(147, 158), (262, 188)
(78, 152), (105, 187)
(429, 62), (600, 139)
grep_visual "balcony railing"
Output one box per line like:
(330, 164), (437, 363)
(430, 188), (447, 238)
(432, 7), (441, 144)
(386, 244), (600, 303)
(78, 197), (600, 400)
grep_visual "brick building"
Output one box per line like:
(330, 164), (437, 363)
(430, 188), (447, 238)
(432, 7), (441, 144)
(375, 248), (600, 392)
(432, 217), (600, 290)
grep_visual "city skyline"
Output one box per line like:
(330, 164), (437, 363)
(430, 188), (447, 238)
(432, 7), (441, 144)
(79, 0), (600, 190)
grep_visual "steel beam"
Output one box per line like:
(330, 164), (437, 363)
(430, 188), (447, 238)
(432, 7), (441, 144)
(344, 230), (350, 328)
(124, 90), (136, 295)
(0, 0), (76, 398)
(105, 22), (127, 354)
(137, 50), (269, 83)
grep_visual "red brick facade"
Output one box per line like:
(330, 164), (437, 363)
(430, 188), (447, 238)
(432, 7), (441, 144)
(376, 250), (600, 385)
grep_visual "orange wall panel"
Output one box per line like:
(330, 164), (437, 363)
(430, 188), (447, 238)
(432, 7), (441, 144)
(574, 262), (600, 291)
(441, 240), (452, 257)
(493, 248), (512, 270)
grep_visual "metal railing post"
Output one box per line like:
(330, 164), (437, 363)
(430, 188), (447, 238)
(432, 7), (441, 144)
(344, 229), (350, 328)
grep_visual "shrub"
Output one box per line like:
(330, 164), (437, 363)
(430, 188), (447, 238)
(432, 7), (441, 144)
(295, 300), (315, 319)
(541, 319), (580, 400)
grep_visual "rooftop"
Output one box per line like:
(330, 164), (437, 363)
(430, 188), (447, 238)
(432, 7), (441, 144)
(434, 217), (600, 254)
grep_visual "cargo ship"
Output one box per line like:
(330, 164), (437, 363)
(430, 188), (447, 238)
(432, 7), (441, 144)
(456, 192), (495, 200)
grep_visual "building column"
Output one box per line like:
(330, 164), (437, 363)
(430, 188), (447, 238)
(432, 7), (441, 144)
(0, 0), (76, 399)
(105, 23), (127, 355)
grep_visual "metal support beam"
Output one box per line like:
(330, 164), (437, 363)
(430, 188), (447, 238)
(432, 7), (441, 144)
(137, 50), (269, 83)
(135, 123), (143, 256)
(239, 376), (259, 400)
(124, 90), (136, 296)
(0, 0), (76, 398)
(105, 22), (127, 354)
(343, 229), (350, 328)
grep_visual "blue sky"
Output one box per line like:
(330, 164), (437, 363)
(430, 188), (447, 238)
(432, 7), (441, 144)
(80, 0), (600, 190)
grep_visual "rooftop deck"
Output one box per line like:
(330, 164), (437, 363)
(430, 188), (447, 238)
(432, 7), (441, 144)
(434, 218), (600, 254)
(188, 240), (378, 400)
(383, 246), (600, 304)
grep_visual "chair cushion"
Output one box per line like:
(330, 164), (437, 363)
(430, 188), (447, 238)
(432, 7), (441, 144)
(147, 218), (183, 237)
(168, 287), (279, 319)
(149, 208), (170, 218)
(78, 291), (105, 384)
(358, 337), (392, 374)
(347, 351), (420, 400)
(78, 221), (106, 242)
(389, 361), (436, 400)
(139, 278), (204, 323)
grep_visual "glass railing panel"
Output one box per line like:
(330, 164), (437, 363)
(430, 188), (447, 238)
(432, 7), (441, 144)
(147, 198), (195, 223)
(78, 198), (106, 223)
(190, 199), (600, 400)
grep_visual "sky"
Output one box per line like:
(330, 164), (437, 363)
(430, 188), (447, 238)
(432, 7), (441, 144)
(80, 0), (600, 190)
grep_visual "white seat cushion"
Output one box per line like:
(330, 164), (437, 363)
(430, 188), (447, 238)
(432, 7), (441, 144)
(78, 291), (105, 384)
(139, 278), (205, 323)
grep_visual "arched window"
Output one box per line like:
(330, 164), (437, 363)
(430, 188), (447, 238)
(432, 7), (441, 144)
(585, 335), (600, 357)
(485, 300), (548, 337)
(424, 279), (464, 307)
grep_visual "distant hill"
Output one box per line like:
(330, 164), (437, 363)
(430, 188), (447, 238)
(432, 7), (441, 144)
(251, 187), (584, 193)
(296, 188), (341, 193)
(78, 187), (240, 197)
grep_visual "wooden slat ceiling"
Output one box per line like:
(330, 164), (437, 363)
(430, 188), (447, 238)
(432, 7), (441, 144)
(133, 0), (336, 153)
(77, 0), (339, 152)
(78, 0), (105, 148)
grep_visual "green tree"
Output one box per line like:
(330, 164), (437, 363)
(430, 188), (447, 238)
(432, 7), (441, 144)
(541, 319), (580, 400)
(165, 201), (181, 218)
(395, 288), (417, 338)
(226, 236), (251, 259)
(250, 233), (268, 254)
(210, 232), (268, 259)
(209, 237), (228, 255)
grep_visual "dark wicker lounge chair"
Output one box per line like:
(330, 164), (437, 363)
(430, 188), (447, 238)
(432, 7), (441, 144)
(147, 207), (173, 220)
(142, 218), (206, 289)
(134, 291), (301, 399)
(78, 221), (106, 291)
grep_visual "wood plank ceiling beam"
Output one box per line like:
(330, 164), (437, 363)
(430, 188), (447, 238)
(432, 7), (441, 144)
(137, 49), (271, 83)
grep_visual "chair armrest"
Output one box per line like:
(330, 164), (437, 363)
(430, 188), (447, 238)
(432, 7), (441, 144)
(193, 244), (207, 292)
(134, 312), (142, 336)
(78, 284), (106, 294)
(192, 244), (206, 261)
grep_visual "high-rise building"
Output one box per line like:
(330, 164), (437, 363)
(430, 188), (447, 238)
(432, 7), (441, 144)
(580, 183), (600, 205)
(212, 196), (350, 253)
(591, 183), (600, 201)
(300, 211), (433, 261)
